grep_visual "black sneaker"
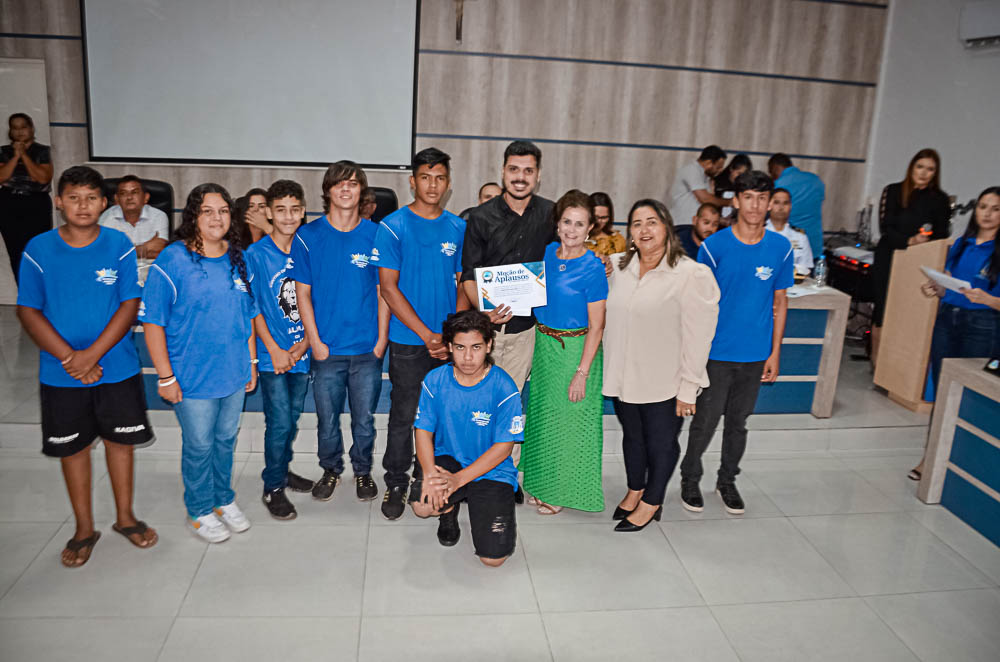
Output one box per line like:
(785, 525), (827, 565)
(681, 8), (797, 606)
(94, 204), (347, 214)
(311, 469), (340, 501)
(355, 474), (378, 501)
(286, 471), (315, 493)
(437, 503), (460, 547)
(680, 480), (704, 512)
(381, 485), (407, 520)
(716, 482), (745, 515)
(262, 487), (297, 520)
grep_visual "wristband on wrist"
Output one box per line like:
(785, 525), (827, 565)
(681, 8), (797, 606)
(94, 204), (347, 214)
(61, 353), (74, 365)
(250, 358), (259, 365)
(158, 376), (177, 387)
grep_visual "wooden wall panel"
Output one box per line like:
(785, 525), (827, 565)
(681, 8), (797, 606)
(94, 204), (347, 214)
(420, 0), (887, 83)
(0, 0), (80, 36)
(417, 53), (875, 158)
(0, 37), (86, 124)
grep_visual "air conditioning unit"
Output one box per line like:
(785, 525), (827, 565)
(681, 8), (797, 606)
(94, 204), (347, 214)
(959, 1), (1000, 49)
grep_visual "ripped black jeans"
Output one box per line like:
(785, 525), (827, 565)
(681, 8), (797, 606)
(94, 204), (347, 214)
(411, 454), (516, 559)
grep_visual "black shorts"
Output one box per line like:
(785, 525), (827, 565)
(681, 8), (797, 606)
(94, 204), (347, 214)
(411, 454), (517, 559)
(39, 373), (153, 458)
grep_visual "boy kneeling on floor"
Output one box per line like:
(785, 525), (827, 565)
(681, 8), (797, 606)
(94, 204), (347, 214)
(410, 310), (523, 567)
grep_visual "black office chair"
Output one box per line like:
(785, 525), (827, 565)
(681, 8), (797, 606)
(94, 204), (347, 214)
(369, 186), (398, 224)
(102, 177), (175, 238)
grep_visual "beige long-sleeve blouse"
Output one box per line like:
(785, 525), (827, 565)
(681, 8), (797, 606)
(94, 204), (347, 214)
(602, 254), (720, 404)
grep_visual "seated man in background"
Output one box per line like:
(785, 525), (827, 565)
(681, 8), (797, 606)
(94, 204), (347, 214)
(667, 145), (728, 227)
(675, 202), (721, 259)
(460, 181), (502, 220)
(98, 175), (169, 257)
(768, 153), (825, 258)
(360, 188), (377, 220)
(766, 188), (814, 276)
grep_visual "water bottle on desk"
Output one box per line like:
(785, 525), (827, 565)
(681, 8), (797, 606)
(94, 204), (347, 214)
(814, 256), (827, 287)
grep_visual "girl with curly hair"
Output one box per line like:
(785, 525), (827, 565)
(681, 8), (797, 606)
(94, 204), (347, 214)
(140, 183), (259, 544)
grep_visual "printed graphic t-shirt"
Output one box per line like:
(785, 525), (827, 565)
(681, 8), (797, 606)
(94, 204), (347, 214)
(247, 235), (309, 373)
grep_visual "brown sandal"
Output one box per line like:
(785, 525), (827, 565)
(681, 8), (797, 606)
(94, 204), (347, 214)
(112, 520), (158, 548)
(62, 531), (101, 568)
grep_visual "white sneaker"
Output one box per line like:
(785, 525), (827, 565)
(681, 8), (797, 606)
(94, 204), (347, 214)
(190, 512), (230, 543)
(215, 501), (251, 533)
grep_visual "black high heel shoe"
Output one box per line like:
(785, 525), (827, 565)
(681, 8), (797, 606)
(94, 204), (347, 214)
(613, 506), (662, 532)
(612, 505), (634, 521)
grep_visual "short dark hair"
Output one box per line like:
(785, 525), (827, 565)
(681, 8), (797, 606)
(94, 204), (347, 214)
(478, 181), (501, 197)
(503, 140), (542, 168)
(768, 153), (793, 170)
(734, 170), (775, 195)
(116, 174), (144, 193)
(772, 187), (791, 199)
(321, 160), (369, 214)
(699, 145), (727, 163)
(266, 179), (305, 206)
(7, 112), (34, 141)
(57, 165), (104, 196)
(695, 202), (721, 217)
(554, 189), (595, 227)
(245, 187), (267, 200)
(411, 147), (451, 175)
(442, 310), (495, 363)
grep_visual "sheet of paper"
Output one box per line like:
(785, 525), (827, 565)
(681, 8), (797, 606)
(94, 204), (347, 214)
(920, 266), (971, 293)
(475, 262), (546, 316)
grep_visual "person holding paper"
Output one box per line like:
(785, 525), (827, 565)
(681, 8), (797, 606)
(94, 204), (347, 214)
(908, 187), (1000, 481)
(519, 190), (608, 515)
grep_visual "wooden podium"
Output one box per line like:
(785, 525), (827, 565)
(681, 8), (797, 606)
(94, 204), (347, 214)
(873, 239), (950, 412)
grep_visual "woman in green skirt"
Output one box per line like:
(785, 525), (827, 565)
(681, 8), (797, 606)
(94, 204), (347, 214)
(521, 189), (608, 514)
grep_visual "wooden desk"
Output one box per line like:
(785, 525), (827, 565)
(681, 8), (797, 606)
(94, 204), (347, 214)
(919, 358), (1000, 547)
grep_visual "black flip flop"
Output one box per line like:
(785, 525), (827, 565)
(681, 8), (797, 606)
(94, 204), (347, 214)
(62, 531), (101, 568)
(112, 520), (157, 548)
(907, 469), (922, 481)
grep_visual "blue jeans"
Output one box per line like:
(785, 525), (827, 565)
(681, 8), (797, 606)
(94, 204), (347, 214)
(174, 389), (246, 518)
(312, 352), (382, 475)
(259, 371), (310, 491)
(927, 303), (1000, 401)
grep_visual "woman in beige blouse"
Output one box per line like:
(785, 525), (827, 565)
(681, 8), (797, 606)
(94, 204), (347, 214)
(604, 199), (719, 531)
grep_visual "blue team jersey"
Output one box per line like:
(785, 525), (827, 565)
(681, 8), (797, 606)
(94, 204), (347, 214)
(247, 235), (309, 373)
(372, 206), (465, 345)
(534, 242), (608, 329)
(140, 241), (257, 399)
(18, 227), (142, 387)
(414, 364), (523, 489)
(289, 217), (380, 355)
(942, 237), (1000, 310)
(698, 227), (794, 362)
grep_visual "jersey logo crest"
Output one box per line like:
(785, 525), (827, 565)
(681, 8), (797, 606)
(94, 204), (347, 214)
(233, 277), (248, 292)
(754, 266), (774, 281)
(285, 257), (294, 271)
(370, 248), (380, 262)
(471, 411), (491, 427)
(351, 253), (371, 268)
(95, 268), (118, 285)
(509, 415), (524, 434)
(441, 241), (457, 257)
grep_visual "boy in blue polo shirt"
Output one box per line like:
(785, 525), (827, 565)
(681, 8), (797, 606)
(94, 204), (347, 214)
(17, 165), (155, 567)
(681, 170), (794, 515)
(247, 179), (315, 520)
(291, 161), (387, 504)
(411, 310), (522, 566)
(373, 147), (469, 520)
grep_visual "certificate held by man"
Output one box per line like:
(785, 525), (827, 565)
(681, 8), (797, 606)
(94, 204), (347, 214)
(475, 262), (547, 317)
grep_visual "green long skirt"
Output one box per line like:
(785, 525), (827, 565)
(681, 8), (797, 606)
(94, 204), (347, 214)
(519, 328), (604, 512)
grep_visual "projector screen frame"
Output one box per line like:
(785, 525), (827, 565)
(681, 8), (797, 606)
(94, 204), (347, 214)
(79, 0), (421, 171)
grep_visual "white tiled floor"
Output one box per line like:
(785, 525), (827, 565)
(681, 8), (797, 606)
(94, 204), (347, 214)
(1, 305), (999, 661)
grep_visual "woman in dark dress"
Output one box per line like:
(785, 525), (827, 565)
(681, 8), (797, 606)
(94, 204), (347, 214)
(870, 148), (950, 365)
(0, 113), (54, 283)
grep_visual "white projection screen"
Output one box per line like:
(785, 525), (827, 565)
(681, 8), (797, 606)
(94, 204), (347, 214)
(82, 0), (419, 168)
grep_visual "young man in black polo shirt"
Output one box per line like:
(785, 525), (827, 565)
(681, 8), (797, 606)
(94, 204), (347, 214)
(461, 141), (555, 391)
